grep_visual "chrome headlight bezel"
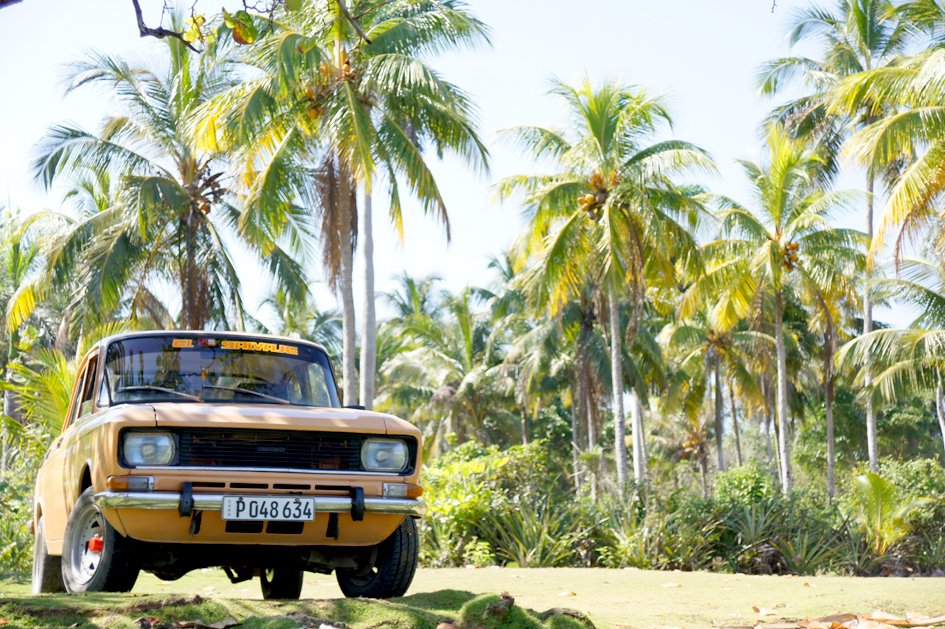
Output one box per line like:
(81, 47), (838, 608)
(360, 438), (409, 473)
(122, 431), (178, 467)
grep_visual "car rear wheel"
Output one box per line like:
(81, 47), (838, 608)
(32, 516), (65, 593)
(61, 487), (139, 593)
(336, 517), (418, 599)
(259, 566), (304, 599)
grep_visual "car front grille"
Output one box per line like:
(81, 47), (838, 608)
(177, 429), (366, 471)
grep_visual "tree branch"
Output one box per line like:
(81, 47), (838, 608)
(130, 0), (202, 52)
(336, 0), (371, 44)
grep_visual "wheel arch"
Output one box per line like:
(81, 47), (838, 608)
(78, 460), (94, 496)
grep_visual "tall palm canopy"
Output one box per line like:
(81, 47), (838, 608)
(680, 125), (863, 494)
(758, 0), (907, 474)
(496, 77), (714, 485)
(756, 0), (906, 176)
(18, 31), (308, 332)
(833, 47), (945, 263)
(196, 0), (490, 407)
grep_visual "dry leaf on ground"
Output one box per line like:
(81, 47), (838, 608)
(558, 591), (576, 597)
(754, 607), (777, 616)
(661, 583), (681, 588)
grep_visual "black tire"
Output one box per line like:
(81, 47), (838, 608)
(32, 516), (65, 593)
(61, 487), (139, 593)
(260, 566), (304, 599)
(336, 516), (418, 599)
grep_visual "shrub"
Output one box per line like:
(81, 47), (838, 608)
(713, 464), (777, 509)
(0, 450), (39, 575)
(420, 440), (561, 566)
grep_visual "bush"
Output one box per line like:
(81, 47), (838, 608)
(713, 464), (777, 509)
(0, 450), (39, 575)
(420, 440), (562, 566)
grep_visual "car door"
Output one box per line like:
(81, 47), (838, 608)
(41, 351), (98, 548)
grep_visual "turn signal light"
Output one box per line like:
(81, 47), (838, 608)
(106, 475), (154, 491)
(383, 483), (423, 498)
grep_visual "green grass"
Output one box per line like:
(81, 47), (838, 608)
(2, 568), (945, 628)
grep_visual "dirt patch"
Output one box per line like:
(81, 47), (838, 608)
(126, 594), (207, 614)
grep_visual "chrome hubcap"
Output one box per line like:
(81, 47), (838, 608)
(69, 505), (104, 584)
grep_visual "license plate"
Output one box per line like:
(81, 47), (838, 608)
(221, 496), (315, 521)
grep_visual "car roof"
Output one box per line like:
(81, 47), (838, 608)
(95, 330), (331, 357)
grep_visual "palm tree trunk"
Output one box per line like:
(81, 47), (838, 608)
(728, 378), (743, 467)
(774, 288), (793, 494)
(586, 365), (597, 451)
(762, 377), (774, 469)
(520, 405), (529, 445)
(936, 381), (945, 463)
(698, 450), (709, 499)
(630, 389), (645, 482)
(359, 188), (376, 410)
(608, 290), (629, 486)
(825, 327), (836, 503)
(339, 196), (358, 407)
(181, 212), (198, 329)
(714, 353), (725, 472)
(865, 171), (878, 472)
(570, 382), (582, 487)
(1, 324), (18, 476)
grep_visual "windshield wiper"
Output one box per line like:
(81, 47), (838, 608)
(202, 385), (291, 405)
(115, 386), (203, 402)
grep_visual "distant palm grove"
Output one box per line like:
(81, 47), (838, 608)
(6, 0), (945, 577)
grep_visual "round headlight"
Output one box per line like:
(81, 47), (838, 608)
(361, 439), (408, 472)
(124, 432), (176, 466)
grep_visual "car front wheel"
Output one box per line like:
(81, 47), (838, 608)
(336, 517), (418, 599)
(61, 487), (139, 592)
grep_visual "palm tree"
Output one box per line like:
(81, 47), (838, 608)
(680, 125), (863, 495)
(383, 272), (443, 323)
(259, 286), (343, 359)
(757, 0), (907, 472)
(0, 207), (40, 473)
(197, 0), (490, 409)
(836, 256), (945, 460)
(661, 314), (771, 474)
(380, 288), (514, 447)
(19, 32), (307, 333)
(496, 77), (713, 486)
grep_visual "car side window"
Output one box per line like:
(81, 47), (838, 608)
(74, 354), (99, 423)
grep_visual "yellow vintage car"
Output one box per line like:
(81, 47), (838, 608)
(31, 331), (425, 599)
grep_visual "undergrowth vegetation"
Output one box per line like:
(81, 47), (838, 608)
(418, 442), (944, 576)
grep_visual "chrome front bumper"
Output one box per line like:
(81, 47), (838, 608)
(93, 491), (428, 517)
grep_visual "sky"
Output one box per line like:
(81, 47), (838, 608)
(0, 0), (912, 329)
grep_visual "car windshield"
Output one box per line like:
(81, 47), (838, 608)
(102, 335), (339, 408)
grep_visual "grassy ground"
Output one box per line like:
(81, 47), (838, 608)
(2, 568), (945, 629)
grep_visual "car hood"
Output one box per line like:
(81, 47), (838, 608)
(151, 403), (390, 434)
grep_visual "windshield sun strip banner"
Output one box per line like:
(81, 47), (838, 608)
(171, 338), (299, 355)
